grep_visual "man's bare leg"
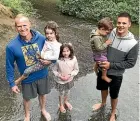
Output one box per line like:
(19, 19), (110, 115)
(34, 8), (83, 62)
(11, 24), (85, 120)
(92, 90), (108, 111)
(109, 98), (118, 121)
(23, 99), (30, 121)
(39, 95), (51, 121)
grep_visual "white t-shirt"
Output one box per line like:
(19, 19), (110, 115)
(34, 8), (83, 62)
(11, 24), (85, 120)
(41, 40), (62, 60)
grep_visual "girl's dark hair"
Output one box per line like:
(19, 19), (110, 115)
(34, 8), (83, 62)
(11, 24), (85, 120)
(44, 21), (60, 41)
(98, 17), (113, 31)
(59, 43), (74, 59)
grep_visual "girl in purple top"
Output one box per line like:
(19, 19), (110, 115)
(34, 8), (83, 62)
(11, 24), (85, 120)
(52, 43), (79, 113)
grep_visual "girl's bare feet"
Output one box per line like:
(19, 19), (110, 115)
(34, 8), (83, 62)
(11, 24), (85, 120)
(64, 101), (73, 110)
(59, 105), (66, 113)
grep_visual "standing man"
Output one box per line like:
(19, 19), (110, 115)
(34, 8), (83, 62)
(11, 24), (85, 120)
(6, 14), (52, 121)
(92, 12), (138, 121)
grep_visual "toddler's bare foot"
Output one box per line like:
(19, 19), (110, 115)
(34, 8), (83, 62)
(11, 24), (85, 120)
(102, 76), (112, 83)
(64, 101), (73, 111)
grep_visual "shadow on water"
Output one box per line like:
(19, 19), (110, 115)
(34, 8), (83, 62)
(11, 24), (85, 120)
(88, 106), (120, 121)
(54, 109), (72, 121)
(39, 108), (72, 121)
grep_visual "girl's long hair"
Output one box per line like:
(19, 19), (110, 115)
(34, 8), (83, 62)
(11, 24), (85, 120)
(59, 43), (74, 60)
(44, 21), (60, 41)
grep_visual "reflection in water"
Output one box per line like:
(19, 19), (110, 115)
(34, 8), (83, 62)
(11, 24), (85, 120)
(88, 106), (119, 121)
(54, 109), (71, 121)
(0, 93), (23, 121)
(0, 57), (23, 121)
(39, 113), (47, 121)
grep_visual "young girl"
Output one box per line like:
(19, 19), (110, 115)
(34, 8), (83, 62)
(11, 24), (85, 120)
(90, 17), (113, 83)
(15, 21), (62, 85)
(52, 43), (79, 113)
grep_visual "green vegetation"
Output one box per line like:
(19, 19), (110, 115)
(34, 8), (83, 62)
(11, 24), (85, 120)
(0, 0), (36, 16)
(59, 0), (139, 24)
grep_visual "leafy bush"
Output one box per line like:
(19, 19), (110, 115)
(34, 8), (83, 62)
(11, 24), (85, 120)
(0, 0), (36, 16)
(59, 0), (139, 24)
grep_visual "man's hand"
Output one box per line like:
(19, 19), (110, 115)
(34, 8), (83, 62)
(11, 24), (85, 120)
(11, 85), (20, 94)
(99, 61), (110, 69)
(39, 59), (52, 65)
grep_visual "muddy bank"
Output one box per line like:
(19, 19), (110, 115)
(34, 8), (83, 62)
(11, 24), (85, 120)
(0, 4), (16, 57)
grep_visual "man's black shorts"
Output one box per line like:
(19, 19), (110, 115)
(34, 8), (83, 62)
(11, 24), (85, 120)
(96, 71), (122, 99)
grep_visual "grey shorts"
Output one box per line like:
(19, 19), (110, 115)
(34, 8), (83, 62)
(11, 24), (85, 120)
(22, 77), (51, 100)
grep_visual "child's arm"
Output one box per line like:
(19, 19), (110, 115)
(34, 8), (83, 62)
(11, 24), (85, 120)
(90, 36), (108, 51)
(52, 61), (60, 77)
(70, 57), (79, 77)
(105, 39), (112, 45)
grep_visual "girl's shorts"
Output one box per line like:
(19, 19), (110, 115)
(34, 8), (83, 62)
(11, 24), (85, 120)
(55, 81), (74, 93)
